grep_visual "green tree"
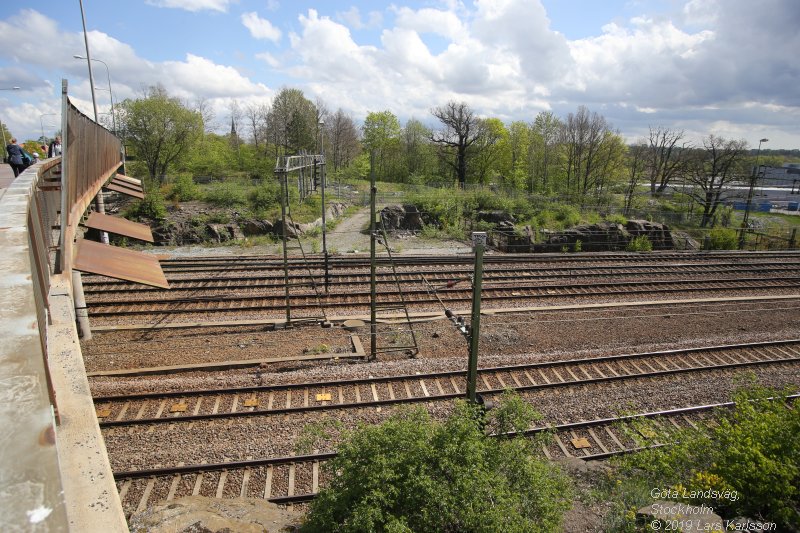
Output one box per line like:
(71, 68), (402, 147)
(268, 87), (317, 157)
(362, 110), (401, 180)
(401, 118), (436, 179)
(529, 111), (562, 194)
(182, 132), (237, 178)
(470, 117), (509, 185)
(118, 86), (203, 183)
(303, 395), (571, 532)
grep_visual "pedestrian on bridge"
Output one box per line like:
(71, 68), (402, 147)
(6, 138), (25, 177)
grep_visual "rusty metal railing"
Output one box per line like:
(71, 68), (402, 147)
(0, 79), (128, 531)
(60, 79), (123, 273)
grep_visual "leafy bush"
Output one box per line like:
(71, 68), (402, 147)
(123, 188), (167, 220)
(248, 181), (281, 212)
(303, 394), (571, 532)
(614, 384), (800, 529)
(626, 235), (653, 252)
(165, 173), (200, 202)
(708, 227), (738, 250)
(606, 213), (628, 225)
(536, 203), (581, 230)
(205, 212), (230, 224)
(205, 181), (248, 207)
(718, 205), (734, 228)
(408, 188), (465, 228)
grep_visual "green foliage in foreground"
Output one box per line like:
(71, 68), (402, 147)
(302, 393), (571, 533)
(610, 383), (800, 530)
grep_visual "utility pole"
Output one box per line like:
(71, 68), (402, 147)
(739, 138), (768, 250)
(369, 150), (377, 361)
(319, 120), (329, 292)
(466, 232), (486, 403)
(279, 168), (291, 326)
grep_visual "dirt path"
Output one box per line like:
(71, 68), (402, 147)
(326, 206), (473, 255)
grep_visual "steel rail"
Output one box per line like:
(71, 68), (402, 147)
(84, 277), (800, 316)
(152, 250), (800, 266)
(81, 263), (800, 294)
(152, 255), (800, 274)
(95, 339), (800, 427)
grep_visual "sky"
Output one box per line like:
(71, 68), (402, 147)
(1, 0), (798, 149)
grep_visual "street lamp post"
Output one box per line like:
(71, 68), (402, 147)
(1, 87), (21, 158)
(40, 113), (57, 147)
(74, 55), (116, 135)
(739, 138), (769, 250)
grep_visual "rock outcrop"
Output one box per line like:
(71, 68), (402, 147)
(380, 204), (425, 232)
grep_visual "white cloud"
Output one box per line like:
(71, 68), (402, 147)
(145, 0), (231, 12)
(241, 12), (282, 43)
(566, 17), (713, 105)
(392, 6), (465, 41)
(336, 6), (383, 30)
(162, 54), (270, 99)
(266, 0), (280, 11)
(255, 51), (280, 68)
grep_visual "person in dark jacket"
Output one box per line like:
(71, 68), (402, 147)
(6, 138), (25, 177)
(47, 136), (62, 158)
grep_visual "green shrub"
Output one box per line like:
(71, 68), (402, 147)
(248, 181), (281, 212)
(606, 213), (628, 225)
(708, 227), (738, 250)
(206, 212), (230, 224)
(573, 239), (582, 252)
(205, 181), (247, 207)
(553, 204), (581, 227)
(165, 173), (200, 202)
(302, 393), (571, 532)
(123, 188), (167, 220)
(626, 235), (653, 252)
(614, 384), (800, 529)
(718, 205), (734, 228)
(408, 188), (465, 228)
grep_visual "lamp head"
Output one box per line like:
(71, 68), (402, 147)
(73, 54), (86, 59)
(759, 138), (768, 143)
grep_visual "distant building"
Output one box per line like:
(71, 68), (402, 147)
(757, 163), (800, 188)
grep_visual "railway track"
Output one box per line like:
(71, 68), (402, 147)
(85, 276), (800, 316)
(113, 396), (798, 516)
(82, 262), (800, 295)
(148, 251), (800, 273)
(95, 340), (800, 427)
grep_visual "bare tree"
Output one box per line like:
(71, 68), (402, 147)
(624, 141), (649, 215)
(648, 126), (686, 194)
(327, 108), (360, 171)
(560, 106), (621, 198)
(244, 102), (269, 150)
(685, 135), (748, 227)
(430, 101), (484, 188)
(191, 96), (215, 133)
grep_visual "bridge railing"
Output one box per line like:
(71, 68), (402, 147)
(0, 79), (128, 532)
